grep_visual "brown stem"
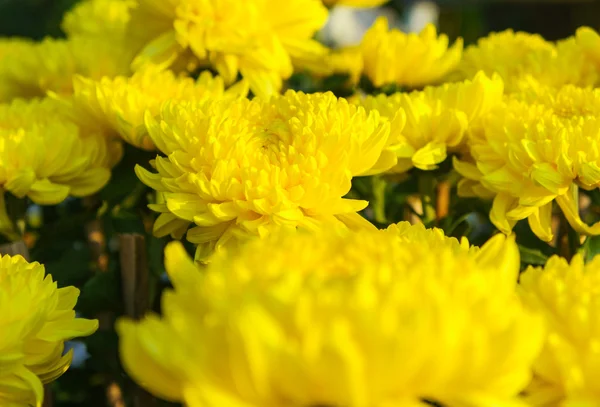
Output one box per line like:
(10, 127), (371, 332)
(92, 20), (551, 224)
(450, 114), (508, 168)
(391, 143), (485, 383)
(119, 234), (151, 320)
(119, 234), (156, 407)
(436, 181), (451, 222)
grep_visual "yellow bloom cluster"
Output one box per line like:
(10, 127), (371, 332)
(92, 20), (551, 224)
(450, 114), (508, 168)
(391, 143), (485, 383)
(0, 98), (112, 205)
(456, 29), (598, 93)
(0, 254), (97, 407)
(128, 0), (328, 97)
(118, 224), (543, 407)
(65, 66), (249, 150)
(519, 254), (600, 405)
(361, 17), (463, 89)
(455, 85), (600, 241)
(355, 71), (503, 173)
(137, 90), (390, 261)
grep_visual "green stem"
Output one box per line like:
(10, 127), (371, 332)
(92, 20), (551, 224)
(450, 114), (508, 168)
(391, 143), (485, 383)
(558, 213), (580, 261)
(418, 173), (437, 225)
(372, 175), (387, 224)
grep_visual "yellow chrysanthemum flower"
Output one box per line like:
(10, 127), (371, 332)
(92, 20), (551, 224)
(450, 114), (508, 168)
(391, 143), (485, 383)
(117, 225), (543, 407)
(0, 97), (112, 205)
(356, 71), (503, 173)
(322, 0), (388, 7)
(455, 30), (597, 93)
(519, 254), (600, 406)
(61, 0), (135, 39)
(295, 45), (364, 85)
(0, 36), (134, 102)
(128, 0), (328, 97)
(0, 39), (37, 101)
(386, 220), (475, 253)
(65, 66), (249, 150)
(361, 17), (463, 89)
(455, 91), (600, 242)
(136, 90), (391, 261)
(0, 254), (98, 407)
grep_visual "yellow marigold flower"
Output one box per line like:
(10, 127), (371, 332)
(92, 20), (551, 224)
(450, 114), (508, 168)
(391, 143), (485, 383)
(322, 0), (388, 7)
(455, 95), (600, 242)
(61, 0), (135, 39)
(0, 36), (134, 101)
(0, 254), (98, 407)
(361, 17), (463, 89)
(519, 254), (600, 406)
(65, 66), (249, 150)
(128, 0), (328, 97)
(136, 90), (391, 261)
(0, 97), (112, 204)
(117, 226), (543, 406)
(356, 71), (503, 172)
(456, 30), (597, 93)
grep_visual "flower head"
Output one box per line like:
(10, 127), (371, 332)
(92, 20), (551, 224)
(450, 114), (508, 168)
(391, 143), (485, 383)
(295, 45), (364, 85)
(456, 30), (597, 93)
(356, 71), (503, 172)
(0, 36), (134, 102)
(0, 97), (112, 205)
(65, 66), (248, 150)
(136, 90), (391, 261)
(61, 0), (135, 39)
(0, 254), (98, 407)
(455, 89), (600, 242)
(519, 254), (600, 405)
(117, 225), (543, 407)
(575, 26), (600, 80)
(128, 0), (328, 97)
(361, 17), (463, 89)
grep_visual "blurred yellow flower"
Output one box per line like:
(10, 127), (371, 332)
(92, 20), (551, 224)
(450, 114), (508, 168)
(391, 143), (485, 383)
(61, 0), (135, 39)
(519, 254), (600, 406)
(117, 225), (543, 407)
(0, 36), (134, 102)
(65, 66), (248, 150)
(0, 254), (98, 407)
(128, 0), (328, 97)
(575, 27), (600, 83)
(0, 97), (113, 206)
(455, 93), (600, 242)
(136, 90), (391, 261)
(356, 71), (503, 172)
(295, 45), (364, 85)
(361, 17), (463, 89)
(322, 0), (388, 7)
(456, 30), (597, 93)
(386, 220), (474, 253)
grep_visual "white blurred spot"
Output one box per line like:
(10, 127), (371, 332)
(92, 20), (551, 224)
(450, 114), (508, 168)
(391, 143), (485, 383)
(320, 5), (399, 47)
(405, 1), (440, 33)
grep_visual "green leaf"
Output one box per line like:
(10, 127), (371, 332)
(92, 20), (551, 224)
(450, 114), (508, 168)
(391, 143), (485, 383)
(518, 245), (549, 266)
(44, 242), (92, 288)
(582, 235), (600, 263)
(77, 265), (122, 315)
